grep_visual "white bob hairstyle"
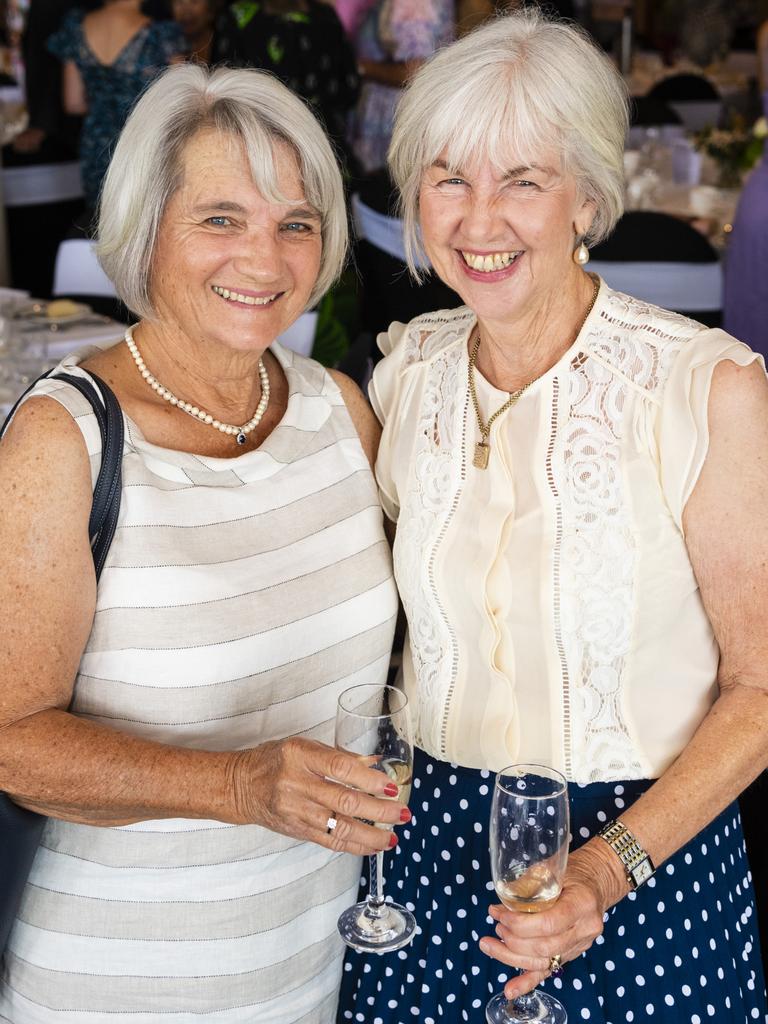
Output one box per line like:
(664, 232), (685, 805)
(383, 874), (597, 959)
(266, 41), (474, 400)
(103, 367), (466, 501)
(389, 9), (629, 276)
(97, 64), (347, 319)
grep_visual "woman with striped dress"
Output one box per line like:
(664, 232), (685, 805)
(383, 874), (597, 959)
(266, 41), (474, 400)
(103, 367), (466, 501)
(0, 65), (401, 1023)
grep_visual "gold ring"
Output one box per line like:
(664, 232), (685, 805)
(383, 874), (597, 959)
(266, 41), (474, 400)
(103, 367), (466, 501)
(548, 954), (563, 976)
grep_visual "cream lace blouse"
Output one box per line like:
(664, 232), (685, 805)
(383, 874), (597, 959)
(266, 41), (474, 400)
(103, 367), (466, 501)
(372, 278), (762, 784)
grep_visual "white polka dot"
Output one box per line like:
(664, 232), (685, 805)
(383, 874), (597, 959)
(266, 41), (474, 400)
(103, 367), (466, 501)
(682, 984), (691, 996)
(665, 995), (674, 1007)
(580, 1011), (590, 1020)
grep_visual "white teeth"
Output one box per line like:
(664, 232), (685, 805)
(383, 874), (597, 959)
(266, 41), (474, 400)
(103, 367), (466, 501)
(212, 285), (278, 305)
(461, 251), (522, 272)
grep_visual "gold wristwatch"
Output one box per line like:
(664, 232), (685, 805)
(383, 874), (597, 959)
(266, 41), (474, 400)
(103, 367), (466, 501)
(597, 819), (655, 890)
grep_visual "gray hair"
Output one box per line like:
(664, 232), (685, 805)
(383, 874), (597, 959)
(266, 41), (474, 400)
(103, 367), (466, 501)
(389, 9), (629, 276)
(97, 64), (347, 319)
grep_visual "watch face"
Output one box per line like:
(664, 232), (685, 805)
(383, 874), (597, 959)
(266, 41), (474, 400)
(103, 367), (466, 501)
(631, 859), (654, 887)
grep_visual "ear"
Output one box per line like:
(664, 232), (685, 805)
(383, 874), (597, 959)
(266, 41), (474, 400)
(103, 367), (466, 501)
(573, 196), (597, 240)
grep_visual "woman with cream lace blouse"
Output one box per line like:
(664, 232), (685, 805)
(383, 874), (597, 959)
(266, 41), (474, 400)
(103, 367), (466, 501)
(338, 11), (768, 1024)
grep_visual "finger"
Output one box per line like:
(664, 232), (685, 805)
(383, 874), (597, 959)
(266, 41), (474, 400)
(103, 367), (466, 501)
(504, 968), (551, 1000)
(312, 776), (410, 828)
(489, 925), (555, 973)
(313, 745), (405, 799)
(309, 812), (399, 856)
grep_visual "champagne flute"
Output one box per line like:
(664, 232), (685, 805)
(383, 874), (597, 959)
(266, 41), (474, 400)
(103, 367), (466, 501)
(335, 683), (416, 953)
(487, 764), (570, 1024)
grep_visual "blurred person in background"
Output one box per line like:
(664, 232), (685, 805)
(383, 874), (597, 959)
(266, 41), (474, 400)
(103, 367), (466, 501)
(350, 0), (453, 173)
(212, 0), (360, 174)
(171, 0), (219, 62)
(47, 0), (185, 213)
(11, 0), (80, 158)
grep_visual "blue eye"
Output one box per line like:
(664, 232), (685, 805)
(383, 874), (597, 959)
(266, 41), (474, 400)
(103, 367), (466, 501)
(441, 178), (467, 186)
(207, 216), (231, 226)
(282, 222), (313, 233)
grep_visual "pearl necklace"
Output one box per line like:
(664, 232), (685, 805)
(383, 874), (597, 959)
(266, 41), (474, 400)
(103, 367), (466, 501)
(124, 326), (270, 446)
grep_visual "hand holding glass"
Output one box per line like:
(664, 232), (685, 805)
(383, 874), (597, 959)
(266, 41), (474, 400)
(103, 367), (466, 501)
(335, 683), (416, 953)
(487, 764), (570, 1024)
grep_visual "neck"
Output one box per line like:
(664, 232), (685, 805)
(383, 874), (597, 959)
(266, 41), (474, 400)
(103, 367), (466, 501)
(132, 321), (270, 425)
(474, 270), (597, 393)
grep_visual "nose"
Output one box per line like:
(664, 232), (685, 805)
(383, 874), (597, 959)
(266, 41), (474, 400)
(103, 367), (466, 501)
(460, 192), (508, 246)
(231, 227), (284, 284)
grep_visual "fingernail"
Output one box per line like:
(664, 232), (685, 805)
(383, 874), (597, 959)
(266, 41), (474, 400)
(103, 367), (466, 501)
(384, 783), (399, 797)
(388, 832), (398, 849)
(479, 939), (490, 954)
(399, 807), (411, 823)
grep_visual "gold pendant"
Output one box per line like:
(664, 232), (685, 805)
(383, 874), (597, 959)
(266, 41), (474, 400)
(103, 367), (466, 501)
(473, 441), (490, 470)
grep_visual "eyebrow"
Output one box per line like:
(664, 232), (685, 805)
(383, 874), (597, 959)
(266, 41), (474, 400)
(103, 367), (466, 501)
(429, 159), (554, 179)
(191, 202), (321, 221)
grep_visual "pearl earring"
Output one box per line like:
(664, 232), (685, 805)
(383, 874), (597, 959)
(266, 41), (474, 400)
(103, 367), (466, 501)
(573, 241), (590, 266)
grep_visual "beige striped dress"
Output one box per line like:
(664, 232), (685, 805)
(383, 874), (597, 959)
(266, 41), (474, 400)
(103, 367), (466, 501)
(0, 342), (398, 1024)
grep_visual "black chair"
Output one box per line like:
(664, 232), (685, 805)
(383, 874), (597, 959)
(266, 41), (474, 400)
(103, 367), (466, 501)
(648, 75), (722, 132)
(630, 96), (682, 127)
(589, 211), (723, 327)
(353, 170), (462, 344)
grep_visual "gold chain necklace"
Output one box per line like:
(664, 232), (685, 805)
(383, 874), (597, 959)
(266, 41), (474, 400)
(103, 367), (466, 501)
(467, 278), (599, 470)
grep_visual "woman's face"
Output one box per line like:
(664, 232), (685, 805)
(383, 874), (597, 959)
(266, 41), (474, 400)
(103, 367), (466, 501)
(171, 0), (213, 36)
(150, 128), (322, 355)
(418, 152), (595, 325)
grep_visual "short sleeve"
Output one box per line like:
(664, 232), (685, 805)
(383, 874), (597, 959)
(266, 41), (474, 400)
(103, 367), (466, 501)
(47, 9), (84, 62)
(368, 320), (409, 521)
(387, 0), (447, 61)
(657, 328), (765, 530)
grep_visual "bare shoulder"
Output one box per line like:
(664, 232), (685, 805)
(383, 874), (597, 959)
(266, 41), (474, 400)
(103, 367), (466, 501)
(328, 368), (381, 470)
(707, 358), (768, 428)
(0, 394), (94, 517)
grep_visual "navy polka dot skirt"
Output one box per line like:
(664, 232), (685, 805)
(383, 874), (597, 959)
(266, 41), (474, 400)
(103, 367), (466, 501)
(338, 748), (768, 1023)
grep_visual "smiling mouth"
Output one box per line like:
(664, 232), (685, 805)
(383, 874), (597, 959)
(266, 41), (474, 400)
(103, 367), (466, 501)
(460, 251), (524, 272)
(211, 285), (280, 306)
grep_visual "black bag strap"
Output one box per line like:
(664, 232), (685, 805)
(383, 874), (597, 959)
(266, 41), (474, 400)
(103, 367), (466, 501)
(0, 369), (124, 580)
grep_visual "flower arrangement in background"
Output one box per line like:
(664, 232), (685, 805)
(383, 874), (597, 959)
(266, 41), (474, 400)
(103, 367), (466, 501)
(693, 115), (768, 189)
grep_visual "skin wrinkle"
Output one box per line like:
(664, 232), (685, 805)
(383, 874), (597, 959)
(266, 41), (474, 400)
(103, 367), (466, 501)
(0, 123), (398, 860)
(416, 146), (768, 999)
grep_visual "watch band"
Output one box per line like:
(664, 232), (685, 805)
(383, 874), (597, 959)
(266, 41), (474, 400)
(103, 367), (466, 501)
(598, 819), (655, 890)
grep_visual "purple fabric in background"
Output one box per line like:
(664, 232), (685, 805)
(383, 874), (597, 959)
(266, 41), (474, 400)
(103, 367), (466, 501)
(723, 94), (768, 356)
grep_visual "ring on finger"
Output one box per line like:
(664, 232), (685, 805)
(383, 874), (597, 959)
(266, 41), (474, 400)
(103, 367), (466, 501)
(326, 813), (339, 834)
(548, 953), (563, 977)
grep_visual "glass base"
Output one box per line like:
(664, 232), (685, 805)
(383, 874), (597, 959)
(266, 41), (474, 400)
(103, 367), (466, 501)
(337, 899), (417, 954)
(486, 990), (568, 1024)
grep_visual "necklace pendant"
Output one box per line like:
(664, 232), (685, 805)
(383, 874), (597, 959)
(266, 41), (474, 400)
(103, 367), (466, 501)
(473, 441), (490, 470)
(236, 431), (247, 446)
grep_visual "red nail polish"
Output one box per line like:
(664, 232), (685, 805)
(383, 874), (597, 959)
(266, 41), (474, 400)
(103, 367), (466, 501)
(384, 783), (399, 797)
(399, 807), (411, 823)
(388, 832), (398, 849)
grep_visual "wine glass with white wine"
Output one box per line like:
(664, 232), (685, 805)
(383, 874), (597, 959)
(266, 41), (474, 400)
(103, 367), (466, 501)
(335, 683), (416, 953)
(487, 764), (570, 1024)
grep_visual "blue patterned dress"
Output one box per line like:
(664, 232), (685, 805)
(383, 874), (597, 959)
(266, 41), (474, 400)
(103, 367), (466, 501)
(47, 11), (185, 208)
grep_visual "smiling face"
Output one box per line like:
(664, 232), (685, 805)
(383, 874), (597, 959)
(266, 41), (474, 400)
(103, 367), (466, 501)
(418, 153), (595, 325)
(149, 127), (322, 355)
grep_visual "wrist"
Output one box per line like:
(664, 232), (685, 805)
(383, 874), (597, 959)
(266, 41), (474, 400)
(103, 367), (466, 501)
(569, 838), (632, 912)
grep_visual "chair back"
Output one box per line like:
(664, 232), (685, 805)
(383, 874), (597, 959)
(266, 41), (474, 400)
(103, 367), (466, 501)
(53, 238), (117, 299)
(590, 211), (722, 317)
(667, 100), (723, 131)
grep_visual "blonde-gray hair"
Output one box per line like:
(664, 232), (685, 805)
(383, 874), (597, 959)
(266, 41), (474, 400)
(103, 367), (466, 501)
(390, 9), (629, 276)
(97, 64), (347, 319)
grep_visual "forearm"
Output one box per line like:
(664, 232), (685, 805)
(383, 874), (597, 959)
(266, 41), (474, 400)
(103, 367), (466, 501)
(583, 682), (768, 911)
(358, 58), (422, 87)
(0, 709), (238, 826)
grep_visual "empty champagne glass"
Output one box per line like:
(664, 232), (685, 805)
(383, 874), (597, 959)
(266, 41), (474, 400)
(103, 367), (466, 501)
(487, 764), (570, 1024)
(335, 683), (416, 953)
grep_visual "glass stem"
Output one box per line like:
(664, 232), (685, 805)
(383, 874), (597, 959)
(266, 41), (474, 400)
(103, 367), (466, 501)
(507, 988), (544, 1021)
(366, 851), (386, 917)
